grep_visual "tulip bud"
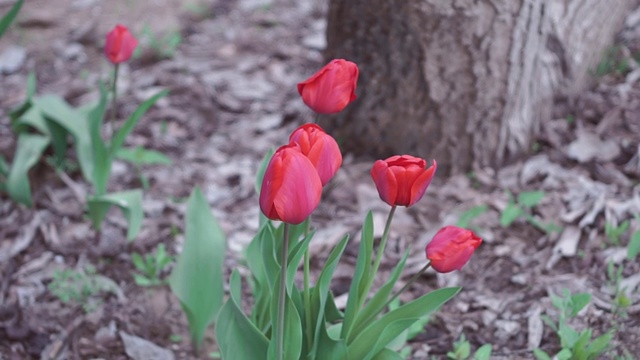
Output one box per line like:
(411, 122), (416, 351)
(289, 123), (342, 186)
(370, 155), (437, 207)
(297, 59), (359, 114)
(104, 24), (138, 64)
(426, 226), (482, 273)
(259, 143), (323, 224)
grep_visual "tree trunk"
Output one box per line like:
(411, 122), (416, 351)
(324, 0), (638, 174)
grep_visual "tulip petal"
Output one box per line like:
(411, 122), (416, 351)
(371, 160), (398, 206)
(272, 151), (322, 224)
(408, 160), (437, 207)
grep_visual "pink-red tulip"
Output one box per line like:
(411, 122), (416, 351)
(425, 226), (482, 273)
(297, 59), (359, 114)
(289, 123), (342, 186)
(259, 143), (322, 224)
(104, 24), (138, 64)
(370, 155), (437, 207)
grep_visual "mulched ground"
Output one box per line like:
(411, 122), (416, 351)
(1, 0), (640, 359)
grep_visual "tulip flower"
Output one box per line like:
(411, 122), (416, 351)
(104, 24), (138, 64)
(426, 226), (482, 273)
(259, 143), (323, 224)
(297, 59), (359, 114)
(370, 155), (437, 207)
(289, 123), (342, 186)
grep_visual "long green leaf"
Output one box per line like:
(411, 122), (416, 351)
(87, 189), (143, 240)
(32, 95), (94, 182)
(267, 276), (303, 360)
(309, 234), (349, 359)
(116, 146), (172, 166)
(6, 133), (49, 206)
(87, 85), (110, 194)
(351, 251), (410, 338)
(348, 287), (460, 360)
(217, 273), (269, 360)
(111, 89), (169, 154)
(341, 211), (374, 339)
(0, 0), (23, 38)
(169, 187), (225, 351)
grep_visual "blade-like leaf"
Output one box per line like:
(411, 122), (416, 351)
(518, 190), (545, 208)
(500, 202), (522, 227)
(267, 277), (303, 360)
(217, 291), (269, 359)
(111, 89), (169, 155)
(474, 344), (493, 360)
(87, 189), (143, 240)
(169, 187), (225, 351)
(627, 229), (640, 260)
(116, 146), (172, 166)
(0, 0), (23, 38)
(348, 287), (460, 360)
(87, 85), (110, 194)
(342, 211), (374, 339)
(6, 133), (49, 206)
(372, 348), (405, 360)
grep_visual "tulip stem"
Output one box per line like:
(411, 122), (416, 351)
(359, 206), (397, 310)
(277, 223), (290, 360)
(109, 63), (120, 140)
(303, 219), (313, 351)
(384, 261), (431, 312)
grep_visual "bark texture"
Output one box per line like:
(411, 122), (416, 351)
(324, 0), (638, 174)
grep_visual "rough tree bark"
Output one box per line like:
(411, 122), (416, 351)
(324, 0), (638, 174)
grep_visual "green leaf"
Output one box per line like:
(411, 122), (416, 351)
(87, 84), (110, 194)
(116, 146), (172, 166)
(627, 229), (640, 260)
(32, 95), (94, 184)
(456, 205), (488, 228)
(569, 293), (591, 317)
(351, 251), (410, 338)
(585, 332), (612, 357)
(372, 348), (405, 360)
(255, 148), (275, 195)
(518, 190), (545, 208)
(267, 277), (303, 360)
(6, 133), (49, 206)
(111, 89), (169, 155)
(500, 201), (522, 227)
(348, 287), (460, 360)
(169, 187), (226, 351)
(0, 0), (23, 38)
(309, 235), (349, 359)
(474, 344), (492, 360)
(532, 348), (552, 360)
(87, 189), (144, 241)
(133, 274), (154, 287)
(0, 154), (8, 176)
(558, 323), (579, 349)
(131, 253), (146, 272)
(556, 348), (572, 360)
(216, 293), (269, 359)
(342, 211), (374, 340)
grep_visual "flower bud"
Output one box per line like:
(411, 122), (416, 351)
(297, 59), (359, 114)
(104, 24), (138, 64)
(426, 226), (482, 273)
(370, 155), (436, 207)
(289, 123), (342, 186)
(259, 143), (322, 224)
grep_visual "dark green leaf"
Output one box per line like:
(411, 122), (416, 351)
(169, 187), (226, 351)
(111, 89), (169, 155)
(0, 0), (23, 38)
(216, 296), (269, 360)
(342, 211), (374, 340)
(6, 133), (49, 206)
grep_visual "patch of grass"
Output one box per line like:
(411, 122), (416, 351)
(48, 265), (120, 313)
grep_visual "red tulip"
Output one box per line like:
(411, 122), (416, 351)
(370, 155), (437, 207)
(297, 59), (359, 114)
(289, 123), (342, 186)
(104, 24), (138, 64)
(259, 143), (322, 224)
(425, 226), (482, 273)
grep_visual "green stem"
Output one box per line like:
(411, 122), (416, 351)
(358, 206), (397, 310)
(109, 64), (120, 141)
(277, 223), (290, 360)
(302, 219), (313, 351)
(356, 261), (432, 329)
